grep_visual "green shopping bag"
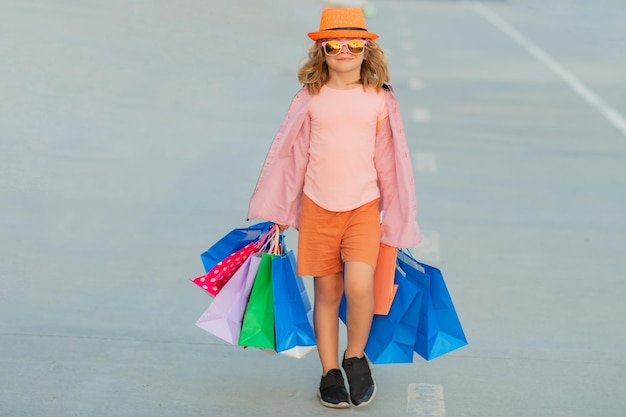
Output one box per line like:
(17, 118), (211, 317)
(238, 253), (276, 350)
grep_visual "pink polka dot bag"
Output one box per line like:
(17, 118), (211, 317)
(191, 224), (278, 296)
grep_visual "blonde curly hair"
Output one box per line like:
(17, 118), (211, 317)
(297, 39), (390, 95)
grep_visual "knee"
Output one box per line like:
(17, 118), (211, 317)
(343, 262), (374, 301)
(344, 276), (374, 301)
(344, 283), (373, 301)
(315, 280), (344, 306)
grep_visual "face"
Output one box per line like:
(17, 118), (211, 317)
(321, 38), (365, 75)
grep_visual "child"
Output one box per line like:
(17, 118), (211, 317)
(248, 7), (421, 408)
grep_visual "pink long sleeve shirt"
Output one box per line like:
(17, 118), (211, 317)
(247, 84), (422, 249)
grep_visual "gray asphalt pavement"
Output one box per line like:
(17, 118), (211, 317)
(1, 1), (625, 416)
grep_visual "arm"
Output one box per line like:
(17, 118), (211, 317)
(376, 116), (388, 136)
(375, 91), (422, 248)
(374, 118), (397, 226)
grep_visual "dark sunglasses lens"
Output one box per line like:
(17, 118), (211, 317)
(324, 41), (342, 55)
(347, 40), (365, 53)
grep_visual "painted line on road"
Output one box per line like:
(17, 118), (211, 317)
(406, 56), (421, 68)
(472, 2), (626, 137)
(411, 107), (431, 123)
(409, 79), (425, 90)
(414, 152), (438, 173)
(402, 39), (415, 50)
(406, 383), (446, 417)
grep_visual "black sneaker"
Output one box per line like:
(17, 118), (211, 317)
(342, 354), (376, 407)
(317, 369), (350, 409)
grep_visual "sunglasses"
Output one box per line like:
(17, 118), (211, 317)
(320, 40), (367, 56)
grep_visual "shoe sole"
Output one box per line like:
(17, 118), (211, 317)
(317, 390), (350, 409)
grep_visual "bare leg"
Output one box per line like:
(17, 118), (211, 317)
(313, 272), (344, 375)
(343, 261), (375, 359)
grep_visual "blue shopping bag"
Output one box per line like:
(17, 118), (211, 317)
(338, 263), (423, 364)
(397, 250), (468, 360)
(200, 221), (274, 272)
(363, 267), (423, 364)
(272, 250), (316, 358)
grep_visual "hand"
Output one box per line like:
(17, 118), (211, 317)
(277, 224), (289, 231)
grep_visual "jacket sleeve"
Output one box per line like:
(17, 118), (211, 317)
(374, 119), (397, 223)
(375, 90), (422, 248)
(247, 89), (312, 229)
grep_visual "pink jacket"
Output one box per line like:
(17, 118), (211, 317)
(247, 84), (422, 248)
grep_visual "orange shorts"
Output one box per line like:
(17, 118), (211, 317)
(297, 194), (381, 277)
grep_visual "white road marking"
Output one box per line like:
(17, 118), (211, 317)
(472, 2), (626, 137)
(411, 231), (440, 263)
(414, 152), (438, 173)
(406, 56), (421, 68)
(411, 107), (431, 123)
(409, 79), (425, 90)
(406, 383), (446, 417)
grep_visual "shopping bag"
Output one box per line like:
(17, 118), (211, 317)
(199, 221), (274, 273)
(364, 267), (423, 364)
(272, 251), (316, 358)
(238, 252), (276, 350)
(373, 243), (398, 315)
(397, 250), (468, 360)
(192, 223), (276, 296)
(194, 255), (262, 345)
(339, 263), (422, 364)
(192, 241), (259, 296)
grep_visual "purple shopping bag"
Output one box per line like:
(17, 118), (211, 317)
(195, 255), (262, 345)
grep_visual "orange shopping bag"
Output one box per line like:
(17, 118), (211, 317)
(373, 243), (398, 315)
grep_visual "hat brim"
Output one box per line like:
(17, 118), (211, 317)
(308, 30), (379, 41)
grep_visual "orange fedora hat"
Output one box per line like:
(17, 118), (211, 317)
(308, 7), (379, 41)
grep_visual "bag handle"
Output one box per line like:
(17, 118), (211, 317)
(268, 227), (283, 254)
(251, 224), (286, 255)
(254, 224), (278, 250)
